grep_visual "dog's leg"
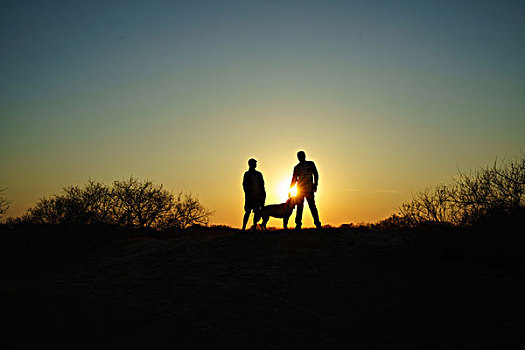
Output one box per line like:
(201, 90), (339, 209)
(262, 216), (269, 230)
(253, 210), (261, 226)
(283, 216), (289, 230)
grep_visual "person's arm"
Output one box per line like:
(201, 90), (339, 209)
(259, 172), (265, 193)
(290, 167), (297, 188)
(312, 163), (319, 191)
(242, 172), (248, 192)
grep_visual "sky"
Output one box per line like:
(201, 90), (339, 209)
(1, 0), (524, 228)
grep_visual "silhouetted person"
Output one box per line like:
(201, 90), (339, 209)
(290, 151), (322, 229)
(242, 158), (266, 230)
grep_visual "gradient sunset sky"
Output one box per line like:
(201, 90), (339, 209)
(1, 0), (524, 227)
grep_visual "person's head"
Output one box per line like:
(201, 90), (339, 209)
(248, 158), (257, 169)
(297, 151), (306, 162)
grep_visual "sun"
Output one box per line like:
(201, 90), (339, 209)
(277, 179), (297, 202)
(289, 184), (298, 197)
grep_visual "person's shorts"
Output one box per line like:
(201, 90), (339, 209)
(295, 190), (315, 202)
(244, 193), (265, 212)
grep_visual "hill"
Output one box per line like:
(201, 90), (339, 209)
(2, 225), (523, 349)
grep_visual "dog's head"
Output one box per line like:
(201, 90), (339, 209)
(285, 197), (298, 209)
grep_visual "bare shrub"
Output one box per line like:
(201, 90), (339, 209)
(374, 214), (414, 230)
(161, 192), (215, 229)
(25, 177), (213, 230)
(27, 180), (113, 225)
(3, 216), (25, 228)
(0, 187), (10, 219)
(112, 177), (174, 228)
(392, 154), (525, 228)
(78, 180), (115, 224)
(27, 196), (68, 224)
(452, 156), (525, 224)
(398, 185), (460, 227)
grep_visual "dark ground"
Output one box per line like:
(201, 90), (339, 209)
(1, 224), (524, 349)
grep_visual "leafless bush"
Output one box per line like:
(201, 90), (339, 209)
(161, 192), (215, 229)
(391, 154), (524, 228)
(3, 216), (25, 228)
(112, 177), (175, 228)
(25, 177), (213, 230)
(27, 196), (67, 224)
(0, 187), (10, 219)
(374, 214), (414, 230)
(452, 156), (525, 224)
(27, 180), (113, 225)
(54, 180), (114, 225)
(398, 185), (460, 227)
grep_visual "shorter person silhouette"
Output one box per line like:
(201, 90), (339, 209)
(290, 151), (322, 229)
(242, 158), (266, 230)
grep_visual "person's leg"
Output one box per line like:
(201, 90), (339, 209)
(242, 199), (252, 230)
(261, 215), (269, 230)
(242, 211), (250, 230)
(252, 194), (265, 229)
(252, 210), (260, 229)
(295, 194), (305, 229)
(305, 193), (322, 228)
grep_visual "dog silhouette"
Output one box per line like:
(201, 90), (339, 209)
(257, 197), (297, 230)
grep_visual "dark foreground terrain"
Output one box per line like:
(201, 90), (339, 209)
(1, 224), (524, 349)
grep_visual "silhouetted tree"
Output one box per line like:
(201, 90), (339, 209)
(26, 196), (64, 224)
(25, 177), (214, 230)
(161, 192), (215, 229)
(452, 156), (525, 224)
(112, 176), (174, 228)
(398, 185), (460, 227)
(0, 187), (10, 219)
(386, 154), (524, 228)
(27, 181), (113, 225)
(78, 180), (114, 224)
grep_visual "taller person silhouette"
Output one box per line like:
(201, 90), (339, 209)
(290, 151), (322, 230)
(242, 158), (266, 230)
